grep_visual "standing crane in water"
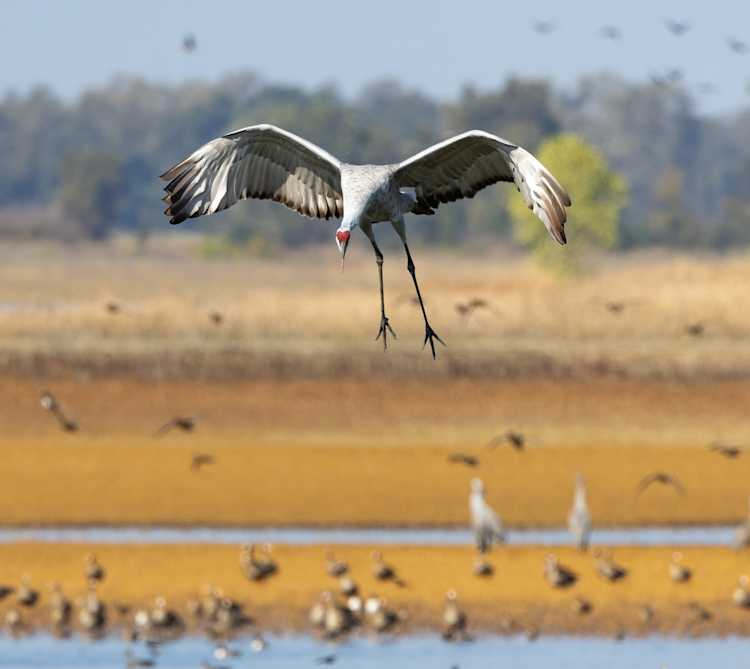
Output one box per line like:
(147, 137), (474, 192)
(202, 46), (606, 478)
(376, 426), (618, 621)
(161, 125), (571, 357)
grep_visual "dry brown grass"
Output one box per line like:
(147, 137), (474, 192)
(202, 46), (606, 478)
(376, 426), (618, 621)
(3, 543), (750, 636)
(0, 240), (749, 379)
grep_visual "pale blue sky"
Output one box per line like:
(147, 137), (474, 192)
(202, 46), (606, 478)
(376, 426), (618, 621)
(3, 0), (749, 114)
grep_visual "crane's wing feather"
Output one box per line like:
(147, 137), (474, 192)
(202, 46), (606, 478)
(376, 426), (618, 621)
(394, 130), (571, 244)
(161, 124), (344, 223)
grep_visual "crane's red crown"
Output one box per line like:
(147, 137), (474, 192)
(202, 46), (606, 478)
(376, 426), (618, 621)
(336, 230), (350, 244)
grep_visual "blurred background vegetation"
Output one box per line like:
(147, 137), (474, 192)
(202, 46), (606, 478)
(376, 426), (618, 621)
(2, 72), (749, 257)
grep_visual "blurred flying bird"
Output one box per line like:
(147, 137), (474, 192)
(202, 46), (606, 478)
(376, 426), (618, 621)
(664, 19), (691, 36)
(469, 478), (506, 552)
(567, 474), (592, 551)
(605, 301), (626, 314)
(544, 553), (577, 588)
(39, 390), (79, 433)
(316, 656), (337, 665)
(105, 301), (121, 314)
(728, 37), (748, 54)
(161, 125), (570, 358)
(182, 33), (197, 53)
(600, 25), (622, 40)
(531, 20), (557, 35)
(454, 298), (495, 322)
(486, 430), (525, 450)
(685, 322), (705, 337)
(709, 442), (742, 458)
(155, 416), (196, 436)
(191, 453), (215, 471)
(209, 311), (224, 325)
(637, 472), (685, 496)
(447, 452), (479, 467)
(697, 82), (718, 96)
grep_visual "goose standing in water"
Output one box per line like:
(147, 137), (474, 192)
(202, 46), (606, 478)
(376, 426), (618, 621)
(567, 474), (592, 551)
(469, 478), (506, 553)
(161, 125), (570, 357)
(49, 582), (72, 631)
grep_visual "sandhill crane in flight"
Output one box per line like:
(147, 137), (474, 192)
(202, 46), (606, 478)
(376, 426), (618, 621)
(161, 125), (571, 358)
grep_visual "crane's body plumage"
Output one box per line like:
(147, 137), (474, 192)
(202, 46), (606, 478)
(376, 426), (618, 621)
(161, 123), (571, 356)
(469, 478), (505, 553)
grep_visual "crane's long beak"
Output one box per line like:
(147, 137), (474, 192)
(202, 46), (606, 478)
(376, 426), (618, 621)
(339, 238), (349, 271)
(335, 231), (351, 271)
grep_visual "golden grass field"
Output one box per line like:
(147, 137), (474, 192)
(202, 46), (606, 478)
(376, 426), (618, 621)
(1, 375), (749, 527)
(2, 240), (750, 636)
(0, 239), (749, 380)
(2, 543), (750, 636)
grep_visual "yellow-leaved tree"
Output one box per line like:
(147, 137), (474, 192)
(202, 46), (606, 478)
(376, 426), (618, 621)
(508, 133), (628, 273)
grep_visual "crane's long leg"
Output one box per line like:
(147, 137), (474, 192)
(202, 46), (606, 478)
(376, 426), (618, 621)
(361, 225), (396, 350)
(403, 243), (445, 358)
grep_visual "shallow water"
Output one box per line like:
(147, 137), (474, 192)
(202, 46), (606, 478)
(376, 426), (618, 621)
(0, 525), (735, 546)
(2, 634), (749, 669)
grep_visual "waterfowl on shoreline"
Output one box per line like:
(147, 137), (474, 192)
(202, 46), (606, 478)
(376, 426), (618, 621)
(733, 575), (750, 608)
(325, 551), (348, 577)
(669, 552), (692, 583)
(733, 497), (750, 549)
(17, 575), (38, 607)
(48, 582), (71, 629)
(371, 551), (405, 587)
(85, 553), (105, 586)
(594, 549), (627, 582)
(240, 543), (278, 582)
(473, 558), (494, 577)
(441, 590), (468, 642)
(544, 554), (577, 588)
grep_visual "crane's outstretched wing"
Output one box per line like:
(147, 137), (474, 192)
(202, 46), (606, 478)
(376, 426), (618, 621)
(161, 124), (344, 224)
(393, 130), (571, 244)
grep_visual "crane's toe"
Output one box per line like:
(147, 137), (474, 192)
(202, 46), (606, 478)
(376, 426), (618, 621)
(375, 316), (397, 351)
(423, 325), (446, 359)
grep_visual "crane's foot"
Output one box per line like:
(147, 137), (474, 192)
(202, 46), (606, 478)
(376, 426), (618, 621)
(375, 315), (397, 351)
(422, 323), (446, 359)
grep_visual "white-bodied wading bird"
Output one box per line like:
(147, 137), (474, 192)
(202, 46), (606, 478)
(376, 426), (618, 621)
(567, 473), (592, 551)
(469, 478), (506, 552)
(161, 125), (571, 357)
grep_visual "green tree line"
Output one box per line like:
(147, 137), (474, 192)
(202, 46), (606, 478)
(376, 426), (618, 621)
(1, 71), (749, 250)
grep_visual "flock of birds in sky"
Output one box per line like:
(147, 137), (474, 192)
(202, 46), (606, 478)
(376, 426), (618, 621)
(529, 17), (749, 95)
